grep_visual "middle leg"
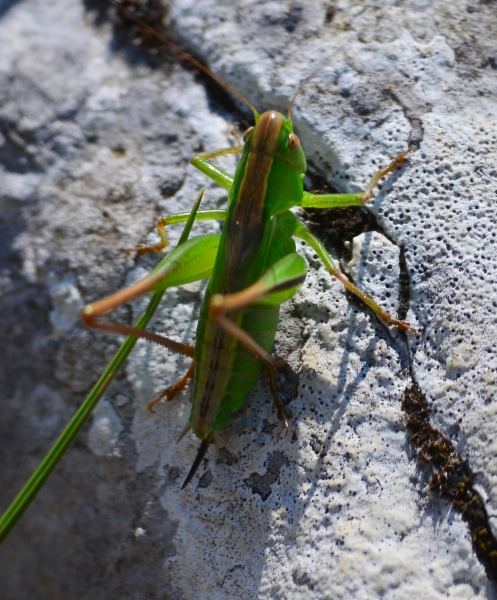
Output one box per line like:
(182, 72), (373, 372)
(292, 218), (416, 332)
(148, 361), (195, 412)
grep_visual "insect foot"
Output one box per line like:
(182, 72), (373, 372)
(361, 146), (416, 204)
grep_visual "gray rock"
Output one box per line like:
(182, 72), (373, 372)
(1, 0), (497, 598)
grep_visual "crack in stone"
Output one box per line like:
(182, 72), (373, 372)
(402, 381), (497, 583)
(397, 246), (411, 322)
(305, 165), (497, 585)
(385, 87), (428, 150)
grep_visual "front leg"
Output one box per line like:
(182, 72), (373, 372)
(190, 146), (239, 190)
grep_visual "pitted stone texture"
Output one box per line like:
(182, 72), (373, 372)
(1, 0), (497, 598)
(0, 1), (227, 598)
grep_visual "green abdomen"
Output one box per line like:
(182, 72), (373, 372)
(191, 290), (279, 438)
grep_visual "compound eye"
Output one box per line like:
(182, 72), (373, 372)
(288, 133), (300, 151)
(243, 126), (254, 142)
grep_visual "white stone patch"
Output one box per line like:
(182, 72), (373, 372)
(49, 276), (83, 333)
(348, 231), (400, 319)
(5, 0), (497, 596)
(87, 399), (124, 458)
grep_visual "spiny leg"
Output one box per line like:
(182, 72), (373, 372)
(82, 236), (220, 356)
(210, 253), (307, 427)
(82, 262), (197, 355)
(288, 214), (416, 332)
(85, 317), (195, 356)
(148, 361), (195, 412)
(83, 201), (222, 355)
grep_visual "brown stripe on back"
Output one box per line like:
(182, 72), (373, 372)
(232, 111), (284, 228)
(199, 325), (226, 419)
(195, 317), (239, 427)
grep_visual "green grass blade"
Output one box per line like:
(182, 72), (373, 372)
(0, 290), (164, 545)
(0, 189), (204, 546)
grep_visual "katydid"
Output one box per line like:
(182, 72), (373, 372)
(0, 3), (415, 544)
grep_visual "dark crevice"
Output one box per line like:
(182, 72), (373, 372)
(402, 381), (497, 582)
(384, 88), (429, 150)
(407, 117), (424, 150)
(0, 0), (22, 20)
(85, 0), (173, 64)
(0, 119), (44, 174)
(397, 246), (411, 321)
(305, 204), (379, 261)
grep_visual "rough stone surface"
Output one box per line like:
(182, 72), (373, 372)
(1, 0), (497, 598)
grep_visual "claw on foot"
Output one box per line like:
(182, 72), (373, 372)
(125, 242), (167, 255)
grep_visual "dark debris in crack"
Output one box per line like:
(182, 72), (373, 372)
(305, 204), (379, 262)
(402, 382), (497, 582)
(305, 162), (497, 585)
(397, 246), (411, 322)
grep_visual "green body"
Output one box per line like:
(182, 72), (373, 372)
(192, 110), (306, 438)
(0, 88), (411, 539)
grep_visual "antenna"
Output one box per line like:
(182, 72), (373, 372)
(287, 66), (323, 120)
(109, 0), (259, 118)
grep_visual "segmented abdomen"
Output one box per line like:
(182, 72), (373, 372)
(191, 292), (279, 438)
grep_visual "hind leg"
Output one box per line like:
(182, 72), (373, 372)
(209, 253), (307, 432)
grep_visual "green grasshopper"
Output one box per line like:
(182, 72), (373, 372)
(0, 3), (414, 544)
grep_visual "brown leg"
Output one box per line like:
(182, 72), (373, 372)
(332, 270), (417, 332)
(82, 265), (196, 357)
(126, 188), (207, 255)
(208, 256), (308, 430)
(292, 224), (417, 333)
(127, 217), (169, 254)
(361, 147), (415, 203)
(148, 361), (195, 412)
(215, 315), (286, 370)
(84, 318), (195, 357)
(267, 368), (291, 432)
(215, 314), (290, 430)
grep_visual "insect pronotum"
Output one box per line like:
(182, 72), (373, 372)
(0, 1), (415, 544)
